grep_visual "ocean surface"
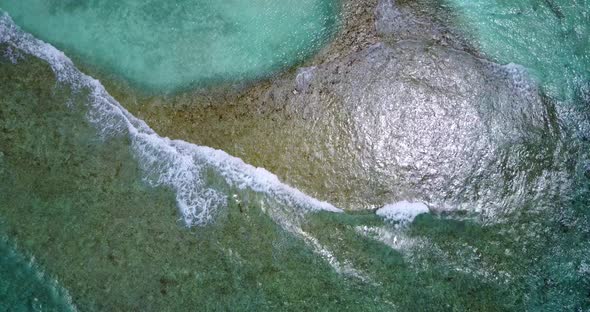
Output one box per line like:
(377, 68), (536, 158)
(0, 0), (338, 92)
(0, 0), (589, 311)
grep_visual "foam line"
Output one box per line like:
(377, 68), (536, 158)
(0, 12), (342, 226)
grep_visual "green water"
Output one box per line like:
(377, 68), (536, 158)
(1, 0), (590, 311)
(0, 46), (365, 311)
(1, 36), (589, 311)
(0, 0), (338, 92)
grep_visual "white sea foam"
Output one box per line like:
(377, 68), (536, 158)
(376, 201), (429, 224)
(295, 228), (371, 282)
(355, 225), (422, 251)
(0, 12), (342, 226)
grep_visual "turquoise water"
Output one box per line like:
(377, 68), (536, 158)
(446, 0), (589, 102)
(1, 0), (590, 311)
(0, 237), (76, 311)
(0, 0), (338, 92)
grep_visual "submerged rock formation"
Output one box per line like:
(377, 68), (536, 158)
(264, 40), (560, 217)
(126, 0), (574, 220)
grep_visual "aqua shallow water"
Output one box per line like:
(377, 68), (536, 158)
(0, 237), (76, 311)
(1, 0), (590, 311)
(0, 0), (338, 92)
(447, 0), (590, 103)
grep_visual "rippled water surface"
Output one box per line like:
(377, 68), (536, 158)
(1, 0), (589, 310)
(447, 0), (590, 101)
(0, 237), (75, 311)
